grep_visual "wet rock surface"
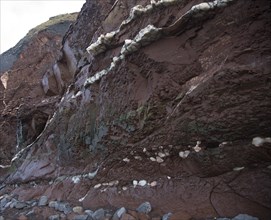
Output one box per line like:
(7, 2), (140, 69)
(1, 0), (271, 219)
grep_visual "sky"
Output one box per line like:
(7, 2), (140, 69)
(0, 0), (85, 54)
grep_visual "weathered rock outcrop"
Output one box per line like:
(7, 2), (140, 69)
(0, 13), (78, 166)
(1, 0), (271, 219)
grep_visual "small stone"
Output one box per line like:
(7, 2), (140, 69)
(143, 148), (147, 152)
(15, 202), (28, 209)
(94, 183), (102, 189)
(232, 214), (259, 220)
(108, 180), (119, 186)
(136, 201), (152, 214)
(167, 176), (171, 179)
(133, 180), (138, 187)
(122, 186), (128, 191)
(57, 202), (72, 214)
(156, 156), (164, 163)
(252, 137), (265, 147)
(193, 146), (201, 152)
(138, 180), (147, 187)
(38, 195), (48, 206)
(179, 150), (190, 159)
(233, 167), (245, 171)
(123, 158), (130, 163)
(84, 210), (94, 216)
(92, 208), (105, 220)
(112, 207), (126, 220)
(158, 152), (166, 158)
(73, 215), (89, 220)
(48, 215), (60, 220)
(26, 210), (35, 216)
(162, 213), (172, 220)
(73, 206), (84, 214)
(72, 176), (81, 184)
(4, 201), (12, 208)
(150, 157), (156, 161)
(134, 156), (142, 160)
(0, 197), (8, 208)
(150, 181), (157, 187)
(49, 201), (58, 208)
(9, 199), (17, 208)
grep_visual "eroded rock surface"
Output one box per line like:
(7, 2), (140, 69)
(1, 0), (271, 219)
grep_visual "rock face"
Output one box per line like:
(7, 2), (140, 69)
(1, 0), (271, 220)
(0, 13), (78, 167)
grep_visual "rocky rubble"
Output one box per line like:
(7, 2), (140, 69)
(0, 194), (260, 220)
(1, 0), (271, 219)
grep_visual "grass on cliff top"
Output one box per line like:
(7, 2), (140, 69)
(26, 13), (78, 37)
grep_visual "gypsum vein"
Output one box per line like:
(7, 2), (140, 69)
(86, 0), (185, 56)
(84, 0), (236, 86)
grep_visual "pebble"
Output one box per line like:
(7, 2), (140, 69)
(48, 215), (60, 220)
(92, 208), (105, 220)
(108, 180), (119, 186)
(162, 213), (172, 220)
(150, 181), (157, 187)
(94, 183), (102, 189)
(57, 202), (72, 214)
(112, 207), (126, 220)
(150, 157), (156, 161)
(134, 156), (142, 160)
(158, 152), (166, 158)
(49, 201), (58, 208)
(73, 206), (84, 214)
(193, 146), (201, 152)
(233, 167), (245, 171)
(136, 201), (152, 214)
(122, 186), (128, 191)
(4, 201), (12, 208)
(232, 214), (259, 220)
(133, 180), (138, 187)
(156, 156), (164, 163)
(84, 210), (94, 216)
(179, 150), (190, 159)
(73, 215), (89, 220)
(138, 180), (147, 187)
(251, 137), (271, 147)
(123, 158), (130, 163)
(38, 195), (48, 206)
(15, 202), (28, 209)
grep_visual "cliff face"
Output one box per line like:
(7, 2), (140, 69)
(1, 0), (271, 220)
(0, 13), (78, 168)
